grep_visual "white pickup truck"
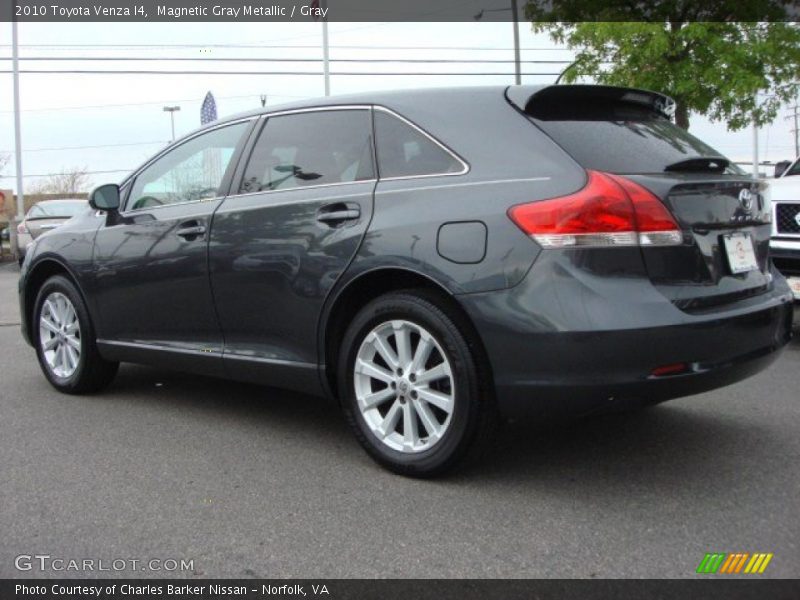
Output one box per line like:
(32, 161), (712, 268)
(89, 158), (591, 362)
(769, 157), (800, 311)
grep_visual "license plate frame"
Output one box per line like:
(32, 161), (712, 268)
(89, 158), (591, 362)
(722, 232), (758, 275)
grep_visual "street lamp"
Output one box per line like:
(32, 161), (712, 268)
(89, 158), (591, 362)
(162, 105), (181, 142)
(474, 0), (521, 85)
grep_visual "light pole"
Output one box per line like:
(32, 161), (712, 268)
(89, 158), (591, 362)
(786, 103), (799, 158)
(11, 20), (25, 262)
(162, 106), (181, 142)
(474, 0), (521, 85)
(321, 0), (330, 96)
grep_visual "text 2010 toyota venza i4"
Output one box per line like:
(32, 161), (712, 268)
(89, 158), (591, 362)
(19, 85), (794, 476)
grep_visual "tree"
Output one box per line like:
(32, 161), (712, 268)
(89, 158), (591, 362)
(0, 152), (9, 176)
(29, 167), (91, 195)
(526, 4), (800, 130)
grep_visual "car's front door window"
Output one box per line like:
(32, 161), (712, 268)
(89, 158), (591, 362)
(127, 121), (249, 211)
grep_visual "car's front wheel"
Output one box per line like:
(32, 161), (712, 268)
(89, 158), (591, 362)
(339, 290), (495, 477)
(33, 275), (118, 394)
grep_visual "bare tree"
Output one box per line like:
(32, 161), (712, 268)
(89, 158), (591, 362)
(0, 152), (9, 176)
(29, 167), (91, 195)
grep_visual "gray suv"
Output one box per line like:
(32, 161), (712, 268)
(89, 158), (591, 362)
(19, 85), (794, 476)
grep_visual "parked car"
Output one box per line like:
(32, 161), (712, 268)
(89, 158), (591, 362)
(767, 156), (800, 319)
(15, 199), (88, 265)
(1, 226), (9, 242)
(18, 86), (794, 476)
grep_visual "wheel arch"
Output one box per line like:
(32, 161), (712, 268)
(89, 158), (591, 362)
(23, 257), (90, 345)
(319, 266), (493, 400)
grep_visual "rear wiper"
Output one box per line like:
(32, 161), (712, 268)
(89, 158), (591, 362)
(663, 157), (730, 173)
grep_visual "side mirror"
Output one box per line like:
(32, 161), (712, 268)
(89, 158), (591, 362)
(774, 161), (791, 178)
(89, 183), (121, 211)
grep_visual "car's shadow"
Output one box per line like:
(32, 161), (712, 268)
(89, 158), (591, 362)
(97, 354), (792, 499)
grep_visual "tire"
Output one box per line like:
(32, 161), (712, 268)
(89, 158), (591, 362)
(33, 275), (119, 394)
(338, 290), (496, 477)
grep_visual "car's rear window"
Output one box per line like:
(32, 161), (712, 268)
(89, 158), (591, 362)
(526, 97), (734, 175)
(27, 201), (86, 218)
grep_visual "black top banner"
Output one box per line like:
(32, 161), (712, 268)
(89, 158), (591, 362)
(3, 0), (800, 22)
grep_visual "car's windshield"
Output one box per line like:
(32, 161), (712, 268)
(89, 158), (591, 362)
(27, 201), (86, 219)
(784, 159), (800, 177)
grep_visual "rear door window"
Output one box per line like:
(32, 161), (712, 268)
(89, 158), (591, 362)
(526, 96), (737, 175)
(374, 110), (465, 179)
(239, 109), (374, 194)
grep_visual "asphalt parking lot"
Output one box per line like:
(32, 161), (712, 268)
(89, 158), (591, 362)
(0, 261), (798, 579)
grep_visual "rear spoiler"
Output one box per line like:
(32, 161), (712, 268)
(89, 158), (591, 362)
(505, 85), (677, 120)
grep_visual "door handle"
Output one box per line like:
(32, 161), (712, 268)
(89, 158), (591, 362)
(317, 203), (361, 226)
(176, 222), (207, 239)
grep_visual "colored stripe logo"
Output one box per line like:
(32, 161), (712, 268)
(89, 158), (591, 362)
(697, 553), (773, 574)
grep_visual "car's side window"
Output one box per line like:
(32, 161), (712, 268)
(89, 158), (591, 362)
(127, 121), (250, 212)
(238, 109), (374, 194)
(374, 110), (465, 179)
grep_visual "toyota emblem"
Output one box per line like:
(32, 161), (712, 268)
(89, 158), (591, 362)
(739, 188), (753, 211)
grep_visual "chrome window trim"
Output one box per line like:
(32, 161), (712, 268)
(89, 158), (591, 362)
(225, 104), (469, 201)
(121, 117), (256, 214)
(260, 105), (470, 179)
(258, 104), (372, 118)
(225, 179), (377, 201)
(121, 103), (472, 211)
(375, 176), (551, 195)
(120, 196), (225, 217)
(372, 105), (470, 180)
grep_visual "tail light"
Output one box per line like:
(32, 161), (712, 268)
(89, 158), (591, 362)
(507, 170), (682, 248)
(17, 222), (28, 235)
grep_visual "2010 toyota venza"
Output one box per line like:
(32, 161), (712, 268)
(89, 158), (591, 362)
(19, 85), (794, 476)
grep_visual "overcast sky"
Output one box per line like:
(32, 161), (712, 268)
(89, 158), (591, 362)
(1, 21), (796, 193)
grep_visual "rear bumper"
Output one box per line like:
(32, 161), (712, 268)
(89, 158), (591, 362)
(458, 254), (794, 418)
(16, 232), (32, 256)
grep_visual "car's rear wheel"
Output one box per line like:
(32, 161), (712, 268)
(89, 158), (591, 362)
(339, 290), (495, 477)
(34, 275), (118, 394)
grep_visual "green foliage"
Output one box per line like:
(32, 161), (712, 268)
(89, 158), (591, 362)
(527, 10), (800, 130)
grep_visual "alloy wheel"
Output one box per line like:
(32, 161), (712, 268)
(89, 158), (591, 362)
(354, 319), (455, 453)
(39, 292), (82, 378)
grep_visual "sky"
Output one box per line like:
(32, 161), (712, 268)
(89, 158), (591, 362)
(0, 21), (797, 194)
